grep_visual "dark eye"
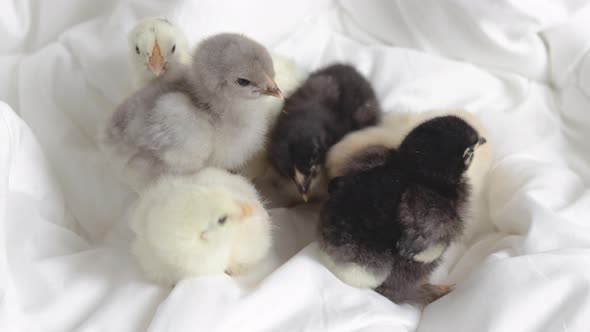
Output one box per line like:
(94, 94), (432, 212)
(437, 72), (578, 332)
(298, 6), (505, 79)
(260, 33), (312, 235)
(135, 46), (140, 55)
(218, 215), (228, 225)
(463, 147), (474, 166)
(236, 78), (250, 86)
(310, 166), (318, 176)
(171, 44), (176, 53)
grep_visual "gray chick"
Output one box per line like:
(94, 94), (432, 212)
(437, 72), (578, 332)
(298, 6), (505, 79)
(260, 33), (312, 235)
(101, 33), (282, 190)
(319, 116), (487, 305)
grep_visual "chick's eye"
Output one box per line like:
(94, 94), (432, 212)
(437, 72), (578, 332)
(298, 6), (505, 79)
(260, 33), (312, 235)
(218, 215), (228, 225)
(171, 44), (176, 53)
(236, 78), (250, 86)
(311, 166), (319, 176)
(135, 46), (140, 55)
(463, 147), (475, 166)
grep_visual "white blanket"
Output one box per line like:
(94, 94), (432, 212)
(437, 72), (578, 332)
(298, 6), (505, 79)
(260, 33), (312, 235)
(2, 1), (590, 331)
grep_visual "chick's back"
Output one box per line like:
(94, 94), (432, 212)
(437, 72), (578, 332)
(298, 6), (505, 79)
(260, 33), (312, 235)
(286, 64), (380, 129)
(320, 161), (405, 263)
(101, 75), (213, 189)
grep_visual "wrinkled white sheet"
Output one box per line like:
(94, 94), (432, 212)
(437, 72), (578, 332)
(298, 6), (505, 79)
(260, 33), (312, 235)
(1, 1), (590, 331)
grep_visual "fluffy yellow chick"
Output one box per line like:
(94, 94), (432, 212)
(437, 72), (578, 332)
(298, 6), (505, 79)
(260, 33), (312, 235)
(128, 17), (191, 90)
(130, 168), (272, 284)
(326, 109), (493, 197)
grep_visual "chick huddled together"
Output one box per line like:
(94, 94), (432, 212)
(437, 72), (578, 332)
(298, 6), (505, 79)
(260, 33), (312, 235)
(102, 18), (493, 304)
(320, 115), (490, 305)
(103, 30), (283, 192)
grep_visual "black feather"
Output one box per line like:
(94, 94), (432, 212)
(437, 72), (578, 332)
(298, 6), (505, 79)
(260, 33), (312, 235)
(319, 115), (482, 305)
(270, 64), (381, 182)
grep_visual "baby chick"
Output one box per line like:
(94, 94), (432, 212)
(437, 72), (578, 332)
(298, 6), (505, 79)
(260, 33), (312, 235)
(326, 109), (493, 197)
(269, 64), (381, 203)
(128, 17), (191, 90)
(102, 33), (282, 190)
(319, 115), (487, 305)
(131, 167), (272, 284)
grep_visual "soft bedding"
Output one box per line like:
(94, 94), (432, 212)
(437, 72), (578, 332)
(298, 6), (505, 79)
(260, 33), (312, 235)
(1, 1), (590, 331)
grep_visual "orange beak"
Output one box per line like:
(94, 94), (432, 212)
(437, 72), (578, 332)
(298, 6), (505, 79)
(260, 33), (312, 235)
(261, 87), (283, 98)
(259, 73), (283, 98)
(148, 41), (165, 76)
(238, 202), (255, 220)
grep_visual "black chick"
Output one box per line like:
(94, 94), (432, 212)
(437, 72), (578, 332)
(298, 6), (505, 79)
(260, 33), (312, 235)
(269, 64), (381, 202)
(318, 115), (488, 305)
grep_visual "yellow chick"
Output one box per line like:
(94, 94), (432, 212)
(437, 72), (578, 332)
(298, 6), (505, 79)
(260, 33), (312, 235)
(128, 17), (191, 90)
(130, 168), (271, 284)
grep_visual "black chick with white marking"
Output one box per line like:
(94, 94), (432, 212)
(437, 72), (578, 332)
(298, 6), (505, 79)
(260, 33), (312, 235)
(269, 64), (381, 202)
(319, 116), (487, 305)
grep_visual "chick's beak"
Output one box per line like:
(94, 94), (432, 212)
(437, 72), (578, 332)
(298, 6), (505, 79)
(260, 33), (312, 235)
(260, 73), (283, 98)
(148, 41), (165, 76)
(262, 87), (283, 98)
(477, 136), (487, 147)
(237, 202), (255, 221)
(294, 168), (312, 203)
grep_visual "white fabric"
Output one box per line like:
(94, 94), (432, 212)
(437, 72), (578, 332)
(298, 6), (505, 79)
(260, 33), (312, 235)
(1, 1), (590, 331)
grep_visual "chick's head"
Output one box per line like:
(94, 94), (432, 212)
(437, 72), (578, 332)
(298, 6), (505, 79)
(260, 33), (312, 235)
(271, 129), (326, 202)
(129, 17), (189, 77)
(144, 187), (255, 252)
(399, 115), (487, 183)
(192, 33), (282, 100)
